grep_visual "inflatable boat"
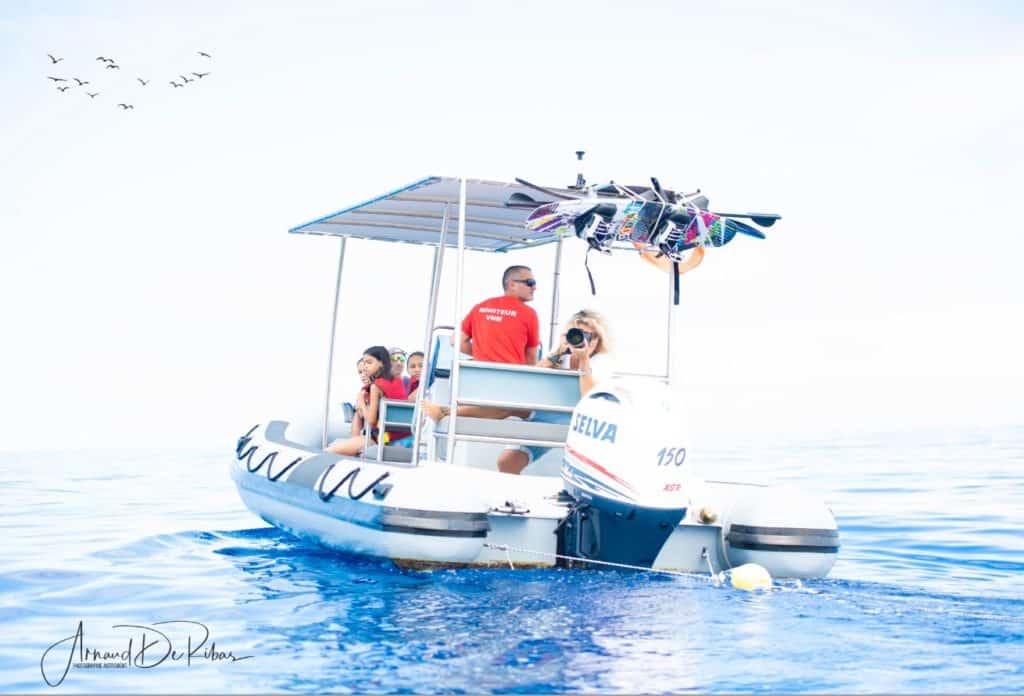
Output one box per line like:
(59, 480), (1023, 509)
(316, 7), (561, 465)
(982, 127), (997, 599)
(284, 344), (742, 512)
(231, 176), (839, 577)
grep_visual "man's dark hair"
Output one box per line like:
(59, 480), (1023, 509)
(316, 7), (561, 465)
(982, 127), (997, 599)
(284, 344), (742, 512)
(408, 351), (425, 360)
(502, 265), (531, 290)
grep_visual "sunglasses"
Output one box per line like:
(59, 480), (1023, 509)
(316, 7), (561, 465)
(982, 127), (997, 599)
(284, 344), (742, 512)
(512, 278), (537, 288)
(391, 354), (406, 363)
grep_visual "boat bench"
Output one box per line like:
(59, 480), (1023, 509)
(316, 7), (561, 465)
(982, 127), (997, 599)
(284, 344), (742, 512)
(364, 399), (415, 464)
(432, 360), (580, 462)
(432, 415), (569, 460)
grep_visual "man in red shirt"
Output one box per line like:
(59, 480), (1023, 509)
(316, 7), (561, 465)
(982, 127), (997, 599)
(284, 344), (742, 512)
(422, 265), (540, 423)
(459, 265), (540, 365)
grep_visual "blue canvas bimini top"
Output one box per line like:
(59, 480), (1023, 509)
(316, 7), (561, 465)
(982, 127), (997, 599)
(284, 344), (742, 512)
(288, 176), (574, 253)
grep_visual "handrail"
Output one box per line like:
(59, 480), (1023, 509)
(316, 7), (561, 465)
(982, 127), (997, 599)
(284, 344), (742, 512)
(448, 177), (468, 465)
(432, 431), (568, 449)
(416, 323), (455, 465)
(549, 237), (563, 351)
(321, 237), (347, 449)
(613, 370), (670, 382)
(455, 398), (576, 414)
(457, 360), (582, 376)
(407, 191), (449, 465)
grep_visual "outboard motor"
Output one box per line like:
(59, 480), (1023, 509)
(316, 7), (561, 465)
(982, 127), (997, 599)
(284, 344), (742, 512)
(558, 382), (689, 569)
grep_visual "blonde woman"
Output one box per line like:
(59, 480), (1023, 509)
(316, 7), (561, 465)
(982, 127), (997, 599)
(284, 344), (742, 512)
(498, 309), (616, 475)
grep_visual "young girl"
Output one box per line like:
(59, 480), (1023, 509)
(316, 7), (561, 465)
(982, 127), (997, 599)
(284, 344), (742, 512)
(404, 351), (425, 402)
(326, 346), (408, 456)
(346, 356), (371, 437)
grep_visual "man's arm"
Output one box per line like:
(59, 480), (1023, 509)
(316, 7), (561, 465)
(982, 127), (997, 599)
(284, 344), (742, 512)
(447, 332), (474, 354)
(524, 344), (540, 365)
(455, 307), (474, 356)
(524, 308), (541, 365)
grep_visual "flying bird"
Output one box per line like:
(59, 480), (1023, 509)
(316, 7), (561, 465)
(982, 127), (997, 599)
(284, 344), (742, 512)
(47, 53), (64, 64)
(170, 81), (183, 88)
(192, 72), (210, 78)
(198, 51), (211, 58)
(95, 56), (109, 62)
(73, 78), (89, 86)
(46, 76), (68, 82)
(117, 103), (134, 110)
(179, 74), (193, 83)
(87, 92), (99, 98)
(137, 78), (149, 86)
(57, 86), (70, 92)
(105, 63), (120, 70)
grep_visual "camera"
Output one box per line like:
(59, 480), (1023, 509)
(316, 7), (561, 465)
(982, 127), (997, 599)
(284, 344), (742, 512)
(566, 328), (586, 349)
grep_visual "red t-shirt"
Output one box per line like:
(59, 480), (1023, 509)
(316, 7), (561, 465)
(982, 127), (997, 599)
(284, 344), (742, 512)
(460, 295), (540, 364)
(362, 376), (409, 443)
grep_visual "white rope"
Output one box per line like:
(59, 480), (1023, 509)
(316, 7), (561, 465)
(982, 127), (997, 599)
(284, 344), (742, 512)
(483, 542), (715, 582)
(702, 546), (722, 586)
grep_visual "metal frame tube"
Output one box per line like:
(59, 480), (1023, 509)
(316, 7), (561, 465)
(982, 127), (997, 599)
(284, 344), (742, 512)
(321, 237), (347, 449)
(548, 237), (563, 350)
(446, 178), (469, 464)
(410, 207), (449, 462)
(666, 266), (676, 385)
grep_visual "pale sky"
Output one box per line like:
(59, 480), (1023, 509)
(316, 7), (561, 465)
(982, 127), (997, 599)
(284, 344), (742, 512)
(1, 0), (1021, 451)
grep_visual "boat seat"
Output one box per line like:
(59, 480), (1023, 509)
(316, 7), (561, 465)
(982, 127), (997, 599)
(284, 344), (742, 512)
(363, 399), (416, 463)
(428, 360), (581, 464)
(432, 415), (570, 460)
(435, 415), (569, 441)
(454, 360), (581, 412)
(379, 399), (415, 428)
(362, 445), (414, 465)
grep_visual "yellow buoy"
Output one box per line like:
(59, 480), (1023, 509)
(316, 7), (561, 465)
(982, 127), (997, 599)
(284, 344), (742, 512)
(729, 563), (772, 591)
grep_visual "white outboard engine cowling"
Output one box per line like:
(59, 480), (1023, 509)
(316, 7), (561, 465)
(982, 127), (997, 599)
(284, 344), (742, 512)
(558, 382), (690, 568)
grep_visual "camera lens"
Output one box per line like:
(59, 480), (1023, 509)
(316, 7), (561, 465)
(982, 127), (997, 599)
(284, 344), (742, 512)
(566, 328), (585, 348)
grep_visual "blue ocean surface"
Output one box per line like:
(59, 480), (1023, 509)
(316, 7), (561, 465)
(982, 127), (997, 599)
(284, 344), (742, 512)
(1, 425), (1022, 693)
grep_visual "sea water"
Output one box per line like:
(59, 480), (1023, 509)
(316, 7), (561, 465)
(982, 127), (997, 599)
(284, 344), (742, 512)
(1, 425), (1021, 693)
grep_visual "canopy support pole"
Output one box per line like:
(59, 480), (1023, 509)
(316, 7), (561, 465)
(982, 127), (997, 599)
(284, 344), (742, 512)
(411, 206), (449, 462)
(548, 237), (563, 351)
(321, 237), (347, 449)
(665, 265), (676, 385)
(446, 178), (469, 464)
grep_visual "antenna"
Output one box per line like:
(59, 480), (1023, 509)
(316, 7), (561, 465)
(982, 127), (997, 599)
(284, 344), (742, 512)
(573, 150), (586, 189)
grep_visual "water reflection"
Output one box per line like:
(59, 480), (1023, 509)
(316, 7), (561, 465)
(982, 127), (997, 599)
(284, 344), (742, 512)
(216, 530), (724, 693)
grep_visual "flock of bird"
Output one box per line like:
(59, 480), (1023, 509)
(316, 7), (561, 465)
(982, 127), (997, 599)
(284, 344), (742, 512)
(45, 51), (213, 110)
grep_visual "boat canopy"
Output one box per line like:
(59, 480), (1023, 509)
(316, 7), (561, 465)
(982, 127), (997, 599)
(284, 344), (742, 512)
(289, 176), (573, 253)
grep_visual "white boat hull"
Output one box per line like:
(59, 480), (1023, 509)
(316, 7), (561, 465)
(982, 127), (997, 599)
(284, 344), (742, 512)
(231, 421), (839, 577)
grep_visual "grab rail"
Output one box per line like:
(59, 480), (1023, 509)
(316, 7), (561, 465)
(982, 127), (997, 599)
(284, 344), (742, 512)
(412, 323), (456, 465)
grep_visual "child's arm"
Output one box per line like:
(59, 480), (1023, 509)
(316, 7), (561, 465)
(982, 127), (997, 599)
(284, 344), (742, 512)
(363, 384), (383, 428)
